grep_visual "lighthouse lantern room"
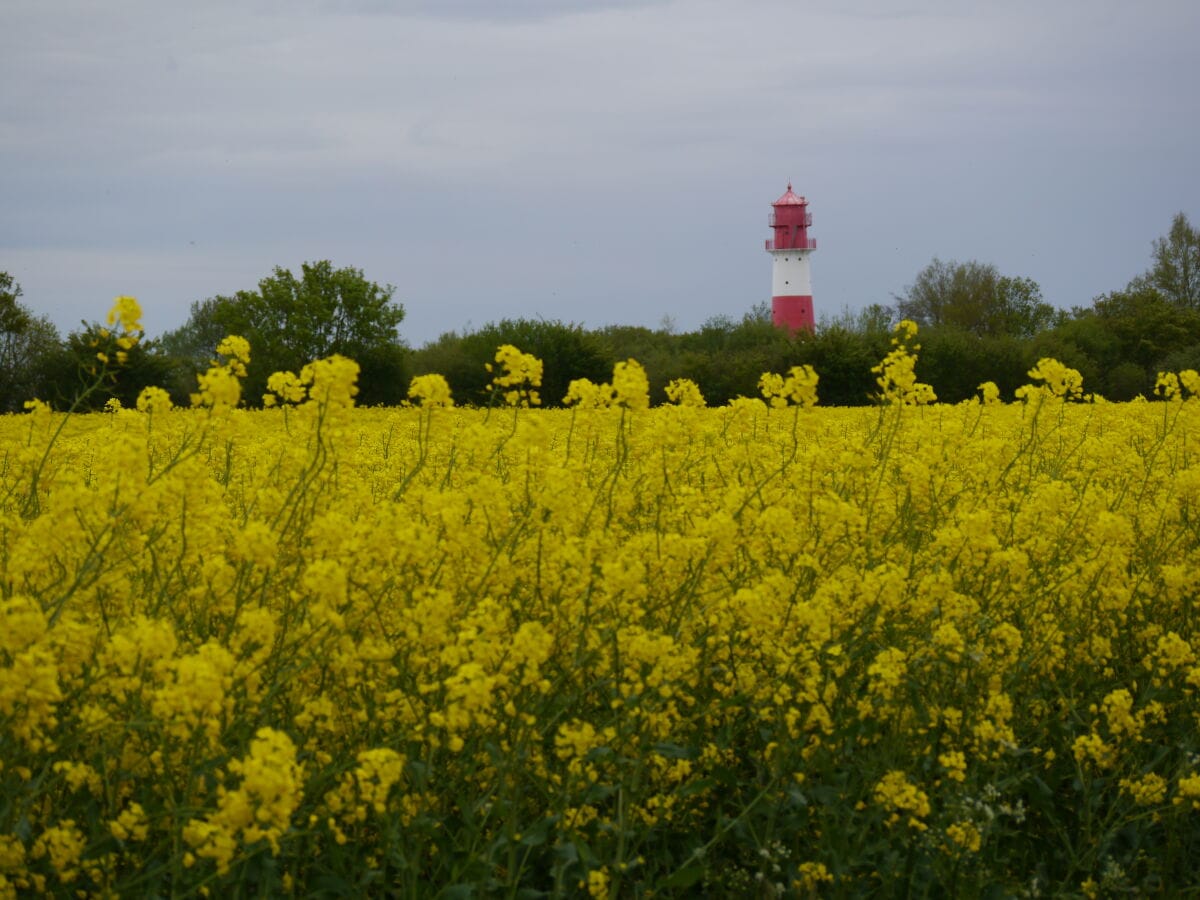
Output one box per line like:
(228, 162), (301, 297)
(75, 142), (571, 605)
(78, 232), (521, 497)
(765, 184), (817, 332)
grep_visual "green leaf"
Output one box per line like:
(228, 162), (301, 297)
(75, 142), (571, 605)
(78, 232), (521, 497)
(520, 816), (554, 846)
(657, 864), (706, 890)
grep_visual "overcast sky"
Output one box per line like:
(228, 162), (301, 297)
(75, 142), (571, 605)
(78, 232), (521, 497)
(3, 0), (1198, 346)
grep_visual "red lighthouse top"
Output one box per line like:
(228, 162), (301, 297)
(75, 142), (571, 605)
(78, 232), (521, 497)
(766, 183), (816, 251)
(773, 183), (806, 205)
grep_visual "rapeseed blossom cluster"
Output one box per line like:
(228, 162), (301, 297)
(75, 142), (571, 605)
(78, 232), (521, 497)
(487, 344), (543, 406)
(407, 373), (454, 408)
(191, 334), (250, 409)
(759, 364), (819, 408)
(663, 377), (706, 408)
(3, 309), (1200, 895)
(183, 728), (302, 872)
(1017, 357), (1085, 401)
(874, 771), (931, 830)
(872, 320), (936, 404)
(101, 296), (143, 367)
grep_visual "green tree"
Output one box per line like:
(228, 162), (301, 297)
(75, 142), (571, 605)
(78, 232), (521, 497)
(158, 293), (247, 404)
(895, 258), (1057, 338)
(163, 261), (407, 405)
(1143, 212), (1200, 309)
(792, 324), (889, 406)
(0, 272), (62, 411)
(1105, 361), (1150, 401)
(34, 323), (175, 411)
(913, 329), (1031, 403)
(597, 324), (683, 403)
(1090, 285), (1200, 369)
(1156, 342), (1200, 376)
(1043, 284), (1200, 399)
(1028, 315), (1108, 397)
(673, 309), (794, 404)
(819, 303), (895, 335)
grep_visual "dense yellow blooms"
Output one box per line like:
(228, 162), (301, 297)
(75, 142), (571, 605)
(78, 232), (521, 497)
(585, 867), (610, 898)
(105, 296), (143, 337)
(488, 344), (543, 406)
(874, 771), (931, 830)
(109, 803), (149, 843)
(663, 377), (706, 408)
(183, 727), (302, 873)
(1176, 774), (1200, 810)
(945, 821), (983, 853)
(612, 359), (650, 409)
(1019, 357), (1085, 400)
(3, 315), (1200, 895)
(407, 373), (454, 408)
(759, 363), (820, 409)
(873, 320), (936, 404)
(1119, 773), (1168, 806)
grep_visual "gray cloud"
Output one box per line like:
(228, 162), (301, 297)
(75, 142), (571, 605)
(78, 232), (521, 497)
(2, 0), (1198, 345)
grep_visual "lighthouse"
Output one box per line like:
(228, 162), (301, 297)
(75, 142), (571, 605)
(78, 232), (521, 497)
(765, 184), (817, 332)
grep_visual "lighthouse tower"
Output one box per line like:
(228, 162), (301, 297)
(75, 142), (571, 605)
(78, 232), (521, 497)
(765, 184), (817, 331)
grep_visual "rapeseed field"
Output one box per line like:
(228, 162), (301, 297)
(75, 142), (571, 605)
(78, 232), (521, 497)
(2, 301), (1200, 896)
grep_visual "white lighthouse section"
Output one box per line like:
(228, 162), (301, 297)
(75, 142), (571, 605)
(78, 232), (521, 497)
(770, 250), (813, 298)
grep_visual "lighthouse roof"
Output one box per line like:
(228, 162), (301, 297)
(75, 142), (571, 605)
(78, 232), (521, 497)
(773, 183), (807, 205)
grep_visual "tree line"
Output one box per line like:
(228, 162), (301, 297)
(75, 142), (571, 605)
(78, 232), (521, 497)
(2, 212), (1197, 411)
